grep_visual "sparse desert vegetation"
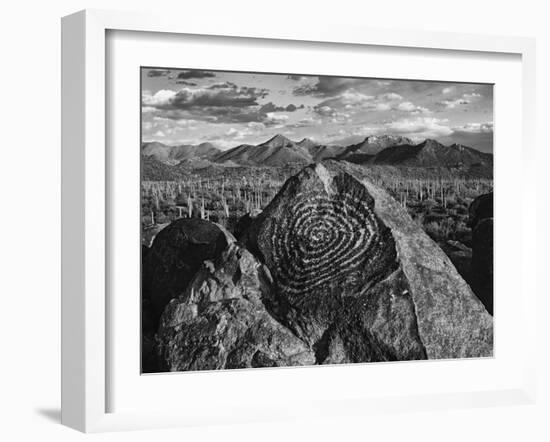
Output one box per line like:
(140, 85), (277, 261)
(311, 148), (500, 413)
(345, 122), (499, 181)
(141, 163), (492, 251)
(141, 166), (293, 243)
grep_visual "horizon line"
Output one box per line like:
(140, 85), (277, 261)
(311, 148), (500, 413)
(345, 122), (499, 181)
(141, 133), (492, 153)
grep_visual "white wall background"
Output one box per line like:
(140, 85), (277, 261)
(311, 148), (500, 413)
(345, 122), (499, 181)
(0, 1), (547, 440)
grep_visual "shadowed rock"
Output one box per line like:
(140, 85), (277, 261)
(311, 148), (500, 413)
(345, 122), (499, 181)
(142, 222), (170, 247)
(142, 218), (235, 328)
(234, 209), (262, 240)
(156, 243), (315, 371)
(242, 160), (493, 362)
(468, 192), (493, 228)
(469, 192), (493, 314)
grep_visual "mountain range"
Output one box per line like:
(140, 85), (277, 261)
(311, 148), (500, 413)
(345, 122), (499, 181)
(141, 134), (492, 172)
(141, 141), (220, 166)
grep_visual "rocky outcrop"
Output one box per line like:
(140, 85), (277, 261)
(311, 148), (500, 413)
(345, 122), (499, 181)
(156, 243), (315, 371)
(469, 193), (493, 314)
(146, 161), (493, 372)
(142, 218), (235, 327)
(468, 192), (493, 229)
(241, 161), (493, 362)
(234, 209), (262, 240)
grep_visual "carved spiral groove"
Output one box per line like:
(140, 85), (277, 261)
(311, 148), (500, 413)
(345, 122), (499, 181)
(265, 178), (390, 297)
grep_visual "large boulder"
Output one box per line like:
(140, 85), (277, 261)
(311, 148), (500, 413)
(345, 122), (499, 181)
(469, 193), (493, 314)
(142, 218), (235, 327)
(142, 222), (170, 247)
(241, 161), (493, 362)
(234, 209), (262, 240)
(156, 243), (315, 371)
(468, 192), (493, 228)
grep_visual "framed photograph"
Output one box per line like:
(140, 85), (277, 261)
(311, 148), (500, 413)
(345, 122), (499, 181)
(61, 9), (537, 432)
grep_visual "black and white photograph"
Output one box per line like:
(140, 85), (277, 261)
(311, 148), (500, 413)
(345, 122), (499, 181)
(2, 0), (547, 438)
(140, 67), (494, 373)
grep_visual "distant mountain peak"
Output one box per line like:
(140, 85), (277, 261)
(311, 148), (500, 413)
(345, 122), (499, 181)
(297, 137), (318, 149)
(370, 137), (492, 172)
(141, 140), (221, 165)
(335, 134), (414, 160)
(420, 138), (444, 147)
(197, 141), (216, 149)
(261, 134), (294, 148)
(366, 134), (412, 144)
(450, 143), (467, 151)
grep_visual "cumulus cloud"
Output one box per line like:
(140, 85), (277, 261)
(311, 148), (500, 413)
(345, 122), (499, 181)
(259, 102), (304, 113)
(247, 122), (267, 131)
(453, 122), (493, 133)
(438, 92), (482, 109)
(313, 90), (429, 116)
(315, 91), (374, 111)
(147, 69), (171, 78)
(142, 82), (272, 124)
(287, 75), (309, 81)
(176, 70), (216, 79)
(293, 77), (368, 97)
(142, 89), (179, 107)
(314, 105), (336, 117)
(396, 102), (431, 114)
(397, 102), (417, 112)
(383, 117), (453, 139)
(374, 103), (392, 111)
(288, 117), (321, 128)
(264, 112), (290, 126)
(142, 115), (198, 139)
(216, 121), (270, 143)
(378, 92), (403, 101)
(438, 98), (470, 109)
(169, 85), (267, 109)
(175, 80), (197, 86)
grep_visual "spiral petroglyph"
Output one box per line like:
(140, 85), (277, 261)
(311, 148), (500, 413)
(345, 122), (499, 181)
(269, 190), (380, 295)
(150, 160), (494, 372)
(251, 163), (397, 300)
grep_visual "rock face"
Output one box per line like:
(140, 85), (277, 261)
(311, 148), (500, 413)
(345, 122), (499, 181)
(241, 161), (493, 362)
(142, 218), (235, 327)
(234, 209), (262, 240)
(469, 193), (493, 314)
(156, 243), (315, 371)
(146, 161), (493, 372)
(468, 192), (493, 228)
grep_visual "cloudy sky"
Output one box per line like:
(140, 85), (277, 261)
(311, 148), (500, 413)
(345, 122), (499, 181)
(142, 68), (494, 152)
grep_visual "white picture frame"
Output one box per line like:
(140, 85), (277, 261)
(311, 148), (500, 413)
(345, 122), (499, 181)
(61, 9), (537, 433)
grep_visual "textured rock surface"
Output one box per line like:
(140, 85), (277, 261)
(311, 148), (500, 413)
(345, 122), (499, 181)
(156, 243), (315, 371)
(242, 160), (493, 362)
(142, 218), (235, 327)
(147, 161), (493, 372)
